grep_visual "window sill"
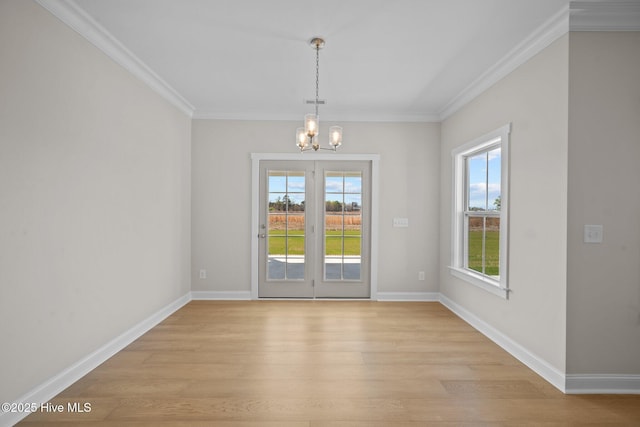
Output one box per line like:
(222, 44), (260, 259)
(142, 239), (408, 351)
(448, 266), (509, 299)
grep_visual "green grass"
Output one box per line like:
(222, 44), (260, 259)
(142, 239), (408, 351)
(268, 229), (496, 270)
(269, 230), (361, 256)
(468, 230), (500, 276)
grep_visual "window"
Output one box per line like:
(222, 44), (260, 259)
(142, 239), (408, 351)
(450, 124), (510, 298)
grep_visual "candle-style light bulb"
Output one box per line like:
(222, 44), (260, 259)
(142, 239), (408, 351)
(296, 127), (307, 149)
(304, 113), (319, 137)
(329, 126), (343, 148)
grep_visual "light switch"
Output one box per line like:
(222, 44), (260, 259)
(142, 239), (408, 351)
(393, 217), (409, 227)
(584, 224), (603, 243)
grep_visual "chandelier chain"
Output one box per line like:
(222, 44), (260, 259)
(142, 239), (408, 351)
(315, 43), (320, 117)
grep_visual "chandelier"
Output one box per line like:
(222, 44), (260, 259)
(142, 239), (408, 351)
(296, 37), (342, 152)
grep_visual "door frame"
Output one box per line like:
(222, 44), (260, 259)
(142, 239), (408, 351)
(251, 153), (380, 300)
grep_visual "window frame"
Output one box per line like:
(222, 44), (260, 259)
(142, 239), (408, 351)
(450, 124), (510, 299)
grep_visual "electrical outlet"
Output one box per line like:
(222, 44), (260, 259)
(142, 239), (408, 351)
(584, 225), (603, 243)
(418, 271), (425, 281)
(199, 269), (207, 279)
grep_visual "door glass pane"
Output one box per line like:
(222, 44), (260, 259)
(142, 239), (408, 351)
(325, 236), (342, 280)
(324, 171), (362, 281)
(267, 170), (305, 280)
(287, 214), (305, 235)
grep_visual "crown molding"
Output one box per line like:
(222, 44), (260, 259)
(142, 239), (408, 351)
(570, 1), (640, 31)
(438, 5), (570, 121)
(192, 111), (298, 121)
(35, 0), (195, 117)
(193, 110), (440, 123)
(35, 1), (637, 125)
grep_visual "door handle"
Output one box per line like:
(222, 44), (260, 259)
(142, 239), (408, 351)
(258, 233), (266, 239)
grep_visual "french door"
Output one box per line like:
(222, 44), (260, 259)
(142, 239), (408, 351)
(257, 160), (371, 298)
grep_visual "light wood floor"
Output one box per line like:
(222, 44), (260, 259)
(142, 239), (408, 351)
(21, 301), (640, 425)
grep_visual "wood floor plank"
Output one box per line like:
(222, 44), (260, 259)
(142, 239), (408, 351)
(82, 364), (246, 381)
(18, 301), (640, 425)
(102, 397), (408, 422)
(440, 380), (547, 398)
(143, 350), (365, 365)
(177, 378), (449, 399)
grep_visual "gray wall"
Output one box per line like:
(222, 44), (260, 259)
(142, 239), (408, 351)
(439, 36), (570, 372)
(567, 32), (640, 375)
(0, 0), (191, 403)
(191, 120), (441, 295)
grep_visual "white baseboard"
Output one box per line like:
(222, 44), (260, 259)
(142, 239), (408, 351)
(0, 293), (190, 427)
(566, 374), (640, 394)
(439, 294), (567, 392)
(190, 290), (252, 300)
(376, 292), (440, 301)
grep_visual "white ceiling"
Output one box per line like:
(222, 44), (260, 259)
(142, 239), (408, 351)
(65, 0), (574, 121)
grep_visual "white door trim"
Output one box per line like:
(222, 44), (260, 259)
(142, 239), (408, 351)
(251, 153), (380, 300)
